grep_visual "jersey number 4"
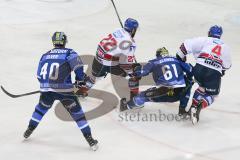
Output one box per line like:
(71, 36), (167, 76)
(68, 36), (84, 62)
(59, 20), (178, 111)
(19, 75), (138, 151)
(40, 63), (60, 80)
(212, 45), (222, 56)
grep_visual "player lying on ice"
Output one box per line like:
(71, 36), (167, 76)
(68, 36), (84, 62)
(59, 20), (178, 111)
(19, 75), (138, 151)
(90, 18), (141, 101)
(176, 25), (232, 125)
(120, 47), (194, 117)
(23, 32), (98, 151)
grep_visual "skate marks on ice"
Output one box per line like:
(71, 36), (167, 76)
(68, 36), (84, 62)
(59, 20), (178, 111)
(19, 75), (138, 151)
(36, 0), (73, 3)
(0, 0), (109, 25)
(110, 103), (240, 160)
(55, 89), (118, 121)
(225, 12), (240, 26)
(194, 0), (240, 26)
(21, 136), (88, 152)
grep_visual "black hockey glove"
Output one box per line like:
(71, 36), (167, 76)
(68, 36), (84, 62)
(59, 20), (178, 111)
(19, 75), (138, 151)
(131, 63), (142, 80)
(75, 75), (95, 89)
(222, 70), (226, 77)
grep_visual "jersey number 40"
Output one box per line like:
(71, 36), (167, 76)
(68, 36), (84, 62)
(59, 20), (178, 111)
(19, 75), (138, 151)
(40, 63), (60, 80)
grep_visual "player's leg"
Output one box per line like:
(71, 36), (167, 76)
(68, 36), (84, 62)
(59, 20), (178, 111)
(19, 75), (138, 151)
(24, 92), (54, 139)
(190, 64), (221, 124)
(60, 95), (98, 151)
(190, 87), (216, 124)
(129, 63), (142, 100)
(128, 77), (140, 100)
(120, 90), (149, 112)
(150, 87), (191, 116)
(110, 64), (140, 101)
(89, 57), (109, 92)
(192, 87), (215, 108)
(108, 63), (141, 102)
(178, 78), (194, 116)
(120, 87), (170, 112)
(109, 64), (128, 77)
(91, 57), (108, 78)
(93, 59), (141, 101)
(111, 63), (142, 99)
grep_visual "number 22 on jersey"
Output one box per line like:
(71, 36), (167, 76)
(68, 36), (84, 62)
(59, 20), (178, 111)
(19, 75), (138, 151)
(100, 34), (117, 52)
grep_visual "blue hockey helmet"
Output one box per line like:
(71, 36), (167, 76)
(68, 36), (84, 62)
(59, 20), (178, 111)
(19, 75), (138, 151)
(124, 18), (139, 37)
(208, 25), (223, 39)
(52, 31), (68, 47)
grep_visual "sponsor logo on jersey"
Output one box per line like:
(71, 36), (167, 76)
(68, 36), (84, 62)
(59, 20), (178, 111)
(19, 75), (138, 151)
(205, 88), (216, 93)
(204, 59), (221, 68)
(199, 53), (222, 68)
(113, 30), (124, 38)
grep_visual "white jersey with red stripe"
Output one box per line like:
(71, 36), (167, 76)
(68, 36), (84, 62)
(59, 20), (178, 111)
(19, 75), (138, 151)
(182, 37), (231, 73)
(96, 28), (136, 68)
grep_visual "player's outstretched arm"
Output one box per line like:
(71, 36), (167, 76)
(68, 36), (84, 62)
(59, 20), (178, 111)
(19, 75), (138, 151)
(179, 61), (193, 75)
(133, 61), (153, 78)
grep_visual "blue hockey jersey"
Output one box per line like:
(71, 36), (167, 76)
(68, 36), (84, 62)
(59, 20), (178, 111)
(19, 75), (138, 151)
(135, 56), (192, 88)
(37, 48), (84, 92)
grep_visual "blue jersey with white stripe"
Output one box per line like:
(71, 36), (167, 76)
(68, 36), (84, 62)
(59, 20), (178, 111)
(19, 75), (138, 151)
(135, 56), (192, 88)
(37, 48), (84, 92)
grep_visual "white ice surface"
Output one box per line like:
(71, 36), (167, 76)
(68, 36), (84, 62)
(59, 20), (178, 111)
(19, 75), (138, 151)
(0, 0), (240, 160)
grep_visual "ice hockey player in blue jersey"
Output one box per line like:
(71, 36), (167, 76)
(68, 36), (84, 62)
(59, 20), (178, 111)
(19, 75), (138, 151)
(23, 32), (98, 151)
(120, 47), (194, 116)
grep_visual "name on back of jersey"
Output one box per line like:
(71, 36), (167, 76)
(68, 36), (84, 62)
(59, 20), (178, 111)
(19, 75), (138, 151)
(50, 49), (69, 54)
(46, 54), (59, 59)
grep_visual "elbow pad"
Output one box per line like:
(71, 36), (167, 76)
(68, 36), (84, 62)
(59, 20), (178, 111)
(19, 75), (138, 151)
(176, 43), (188, 62)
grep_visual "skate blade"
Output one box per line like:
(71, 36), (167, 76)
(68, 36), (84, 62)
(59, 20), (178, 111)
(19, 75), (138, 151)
(191, 108), (198, 125)
(191, 117), (198, 125)
(179, 114), (190, 120)
(91, 144), (99, 151)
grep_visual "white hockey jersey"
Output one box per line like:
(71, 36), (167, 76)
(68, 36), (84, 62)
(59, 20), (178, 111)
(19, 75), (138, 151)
(179, 37), (232, 73)
(96, 28), (136, 68)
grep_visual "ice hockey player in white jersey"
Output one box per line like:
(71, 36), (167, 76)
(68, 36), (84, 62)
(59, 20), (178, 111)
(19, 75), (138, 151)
(90, 18), (140, 100)
(177, 25), (232, 125)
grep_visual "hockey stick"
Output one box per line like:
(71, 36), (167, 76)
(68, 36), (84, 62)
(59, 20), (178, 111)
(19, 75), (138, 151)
(1, 85), (87, 99)
(110, 0), (123, 28)
(110, 0), (138, 64)
(1, 85), (40, 98)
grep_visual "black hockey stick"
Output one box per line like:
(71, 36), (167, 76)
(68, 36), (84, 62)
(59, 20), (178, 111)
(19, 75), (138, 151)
(1, 85), (87, 99)
(110, 0), (138, 64)
(110, 0), (124, 28)
(1, 85), (40, 98)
